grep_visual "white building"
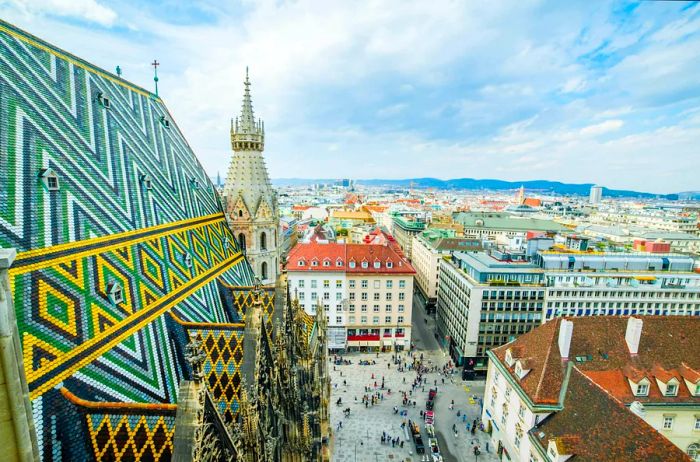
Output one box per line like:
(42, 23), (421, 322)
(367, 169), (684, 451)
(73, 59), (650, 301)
(589, 185), (603, 204)
(482, 316), (699, 461)
(287, 239), (416, 352)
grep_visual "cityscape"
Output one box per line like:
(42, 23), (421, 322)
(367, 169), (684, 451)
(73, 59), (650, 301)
(1, 2), (699, 462)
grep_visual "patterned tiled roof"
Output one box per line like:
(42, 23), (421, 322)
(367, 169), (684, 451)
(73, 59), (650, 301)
(530, 368), (691, 461)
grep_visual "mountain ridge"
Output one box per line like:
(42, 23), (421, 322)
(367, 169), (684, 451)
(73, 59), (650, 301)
(270, 177), (681, 199)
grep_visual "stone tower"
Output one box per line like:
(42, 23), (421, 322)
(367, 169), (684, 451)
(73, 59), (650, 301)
(223, 69), (279, 284)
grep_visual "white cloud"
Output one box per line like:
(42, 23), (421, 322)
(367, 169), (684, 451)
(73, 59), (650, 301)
(561, 77), (587, 94)
(6, 0), (117, 26)
(579, 119), (624, 136)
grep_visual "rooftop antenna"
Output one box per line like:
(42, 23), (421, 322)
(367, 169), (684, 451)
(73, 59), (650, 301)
(151, 59), (160, 96)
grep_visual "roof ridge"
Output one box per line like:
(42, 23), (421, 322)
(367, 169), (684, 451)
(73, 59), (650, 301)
(534, 318), (560, 402)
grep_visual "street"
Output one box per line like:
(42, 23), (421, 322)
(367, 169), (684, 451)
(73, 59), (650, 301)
(328, 293), (497, 462)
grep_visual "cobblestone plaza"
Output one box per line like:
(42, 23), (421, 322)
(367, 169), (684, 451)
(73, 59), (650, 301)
(329, 350), (498, 462)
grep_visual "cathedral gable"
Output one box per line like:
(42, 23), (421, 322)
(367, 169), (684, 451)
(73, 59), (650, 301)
(230, 192), (252, 220)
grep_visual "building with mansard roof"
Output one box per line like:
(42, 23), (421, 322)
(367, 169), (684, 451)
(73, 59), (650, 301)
(223, 71), (280, 284)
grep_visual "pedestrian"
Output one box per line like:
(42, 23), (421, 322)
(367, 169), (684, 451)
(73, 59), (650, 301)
(462, 414), (466, 423)
(400, 441), (404, 448)
(486, 442), (489, 452)
(442, 378), (445, 384)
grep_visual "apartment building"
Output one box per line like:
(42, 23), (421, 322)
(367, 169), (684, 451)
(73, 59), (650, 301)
(392, 214), (426, 261)
(537, 252), (700, 320)
(436, 250), (700, 371)
(411, 229), (482, 311)
(287, 240), (415, 352)
(452, 212), (568, 242)
(436, 251), (545, 371)
(482, 317), (698, 461)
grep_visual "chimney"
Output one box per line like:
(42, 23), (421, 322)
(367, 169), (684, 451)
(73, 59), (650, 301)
(625, 317), (643, 355)
(558, 319), (573, 360)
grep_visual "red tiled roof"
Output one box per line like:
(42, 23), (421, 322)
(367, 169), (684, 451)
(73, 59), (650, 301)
(287, 241), (415, 274)
(531, 367), (691, 461)
(680, 363), (700, 383)
(523, 198), (542, 207)
(493, 316), (700, 406)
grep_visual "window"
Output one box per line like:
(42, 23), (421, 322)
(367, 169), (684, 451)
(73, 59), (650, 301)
(323, 260), (330, 267)
(361, 304), (367, 312)
(694, 417), (700, 430)
(362, 261), (368, 268)
(399, 280), (406, 288)
(239, 233), (247, 251)
(361, 280), (368, 288)
(373, 293), (380, 301)
(373, 316), (379, 324)
(505, 387), (511, 400)
(261, 261), (268, 280)
(298, 280), (305, 288)
(386, 293), (393, 301)
(336, 293), (342, 300)
(399, 293), (405, 301)
(397, 316), (404, 323)
(323, 280), (330, 288)
(324, 304), (330, 311)
(311, 260), (318, 267)
(349, 304), (355, 312)
(311, 292), (317, 300)
(386, 280), (393, 289)
(361, 293), (368, 301)
(361, 316), (367, 324)
(385, 304), (392, 312)
(373, 305), (380, 312)
(663, 416), (674, 430)
(398, 304), (405, 312)
(336, 280), (343, 288)
(636, 383), (649, 396)
(349, 280), (356, 289)
(387, 261), (393, 268)
(298, 292), (305, 300)
(140, 173), (153, 191)
(374, 261), (381, 269)
(349, 293), (355, 300)
(518, 404), (526, 419)
(385, 316), (392, 323)
(311, 280), (318, 289)
(260, 232), (267, 250)
(336, 259), (343, 267)
(323, 292), (330, 300)
(107, 282), (124, 305)
(666, 383), (678, 396)
(349, 316), (356, 323)
(336, 316), (342, 323)
(374, 280), (380, 289)
(349, 261), (356, 268)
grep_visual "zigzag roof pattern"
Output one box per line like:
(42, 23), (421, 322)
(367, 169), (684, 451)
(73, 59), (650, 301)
(0, 19), (257, 461)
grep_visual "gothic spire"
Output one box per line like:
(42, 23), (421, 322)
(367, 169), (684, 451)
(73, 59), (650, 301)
(239, 67), (257, 134)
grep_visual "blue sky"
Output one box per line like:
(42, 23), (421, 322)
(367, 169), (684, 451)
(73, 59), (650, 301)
(2, 0), (700, 193)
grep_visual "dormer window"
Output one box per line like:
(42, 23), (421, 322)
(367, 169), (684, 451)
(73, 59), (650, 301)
(323, 260), (330, 267)
(106, 282), (124, 305)
(361, 261), (368, 269)
(39, 169), (60, 191)
(695, 384), (700, 396)
(190, 178), (200, 190)
(374, 261), (381, 269)
(311, 260), (319, 267)
(298, 260), (305, 266)
(140, 173), (153, 191)
(183, 253), (193, 269)
(515, 363), (522, 376)
(665, 383), (678, 397)
(386, 261), (393, 268)
(97, 92), (111, 108)
(159, 115), (171, 128)
(349, 261), (356, 268)
(505, 349), (514, 367)
(336, 259), (343, 267)
(636, 382), (649, 396)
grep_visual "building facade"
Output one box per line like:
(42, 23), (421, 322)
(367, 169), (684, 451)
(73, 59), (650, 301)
(287, 241), (415, 352)
(589, 185), (603, 204)
(223, 70), (280, 284)
(481, 317), (698, 461)
(391, 215), (426, 261)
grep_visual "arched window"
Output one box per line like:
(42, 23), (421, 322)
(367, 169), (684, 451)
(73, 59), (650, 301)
(238, 209), (243, 217)
(238, 233), (246, 251)
(261, 262), (268, 280)
(260, 232), (267, 250)
(688, 443), (699, 461)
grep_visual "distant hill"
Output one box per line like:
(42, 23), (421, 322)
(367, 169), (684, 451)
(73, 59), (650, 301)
(272, 177), (680, 199)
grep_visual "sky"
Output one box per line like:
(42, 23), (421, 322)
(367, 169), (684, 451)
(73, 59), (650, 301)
(2, 0), (700, 194)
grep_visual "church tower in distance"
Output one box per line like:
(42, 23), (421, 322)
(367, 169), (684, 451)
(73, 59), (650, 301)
(223, 69), (279, 284)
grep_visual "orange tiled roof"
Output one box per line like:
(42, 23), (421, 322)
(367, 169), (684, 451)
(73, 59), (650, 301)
(286, 241), (415, 274)
(493, 316), (700, 406)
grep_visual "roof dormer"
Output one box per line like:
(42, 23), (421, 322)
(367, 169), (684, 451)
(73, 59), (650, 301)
(514, 359), (532, 380)
(627, 377), (650, 397)
(336, 258), (344, 267)
(373, 259), (381, 269)
(547, 438), (574, 462)
(679, 364), (700, 396)
(505, 349), (515, 367)
(656, 375), (680, 397)
(323, 257), (331, 267)
(349, 259), (356, 268)
(311, 258), (319, 267)
(298, 259), (305, 266)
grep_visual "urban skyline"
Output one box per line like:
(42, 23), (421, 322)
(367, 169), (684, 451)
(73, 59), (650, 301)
(2, 0), (700, 193)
